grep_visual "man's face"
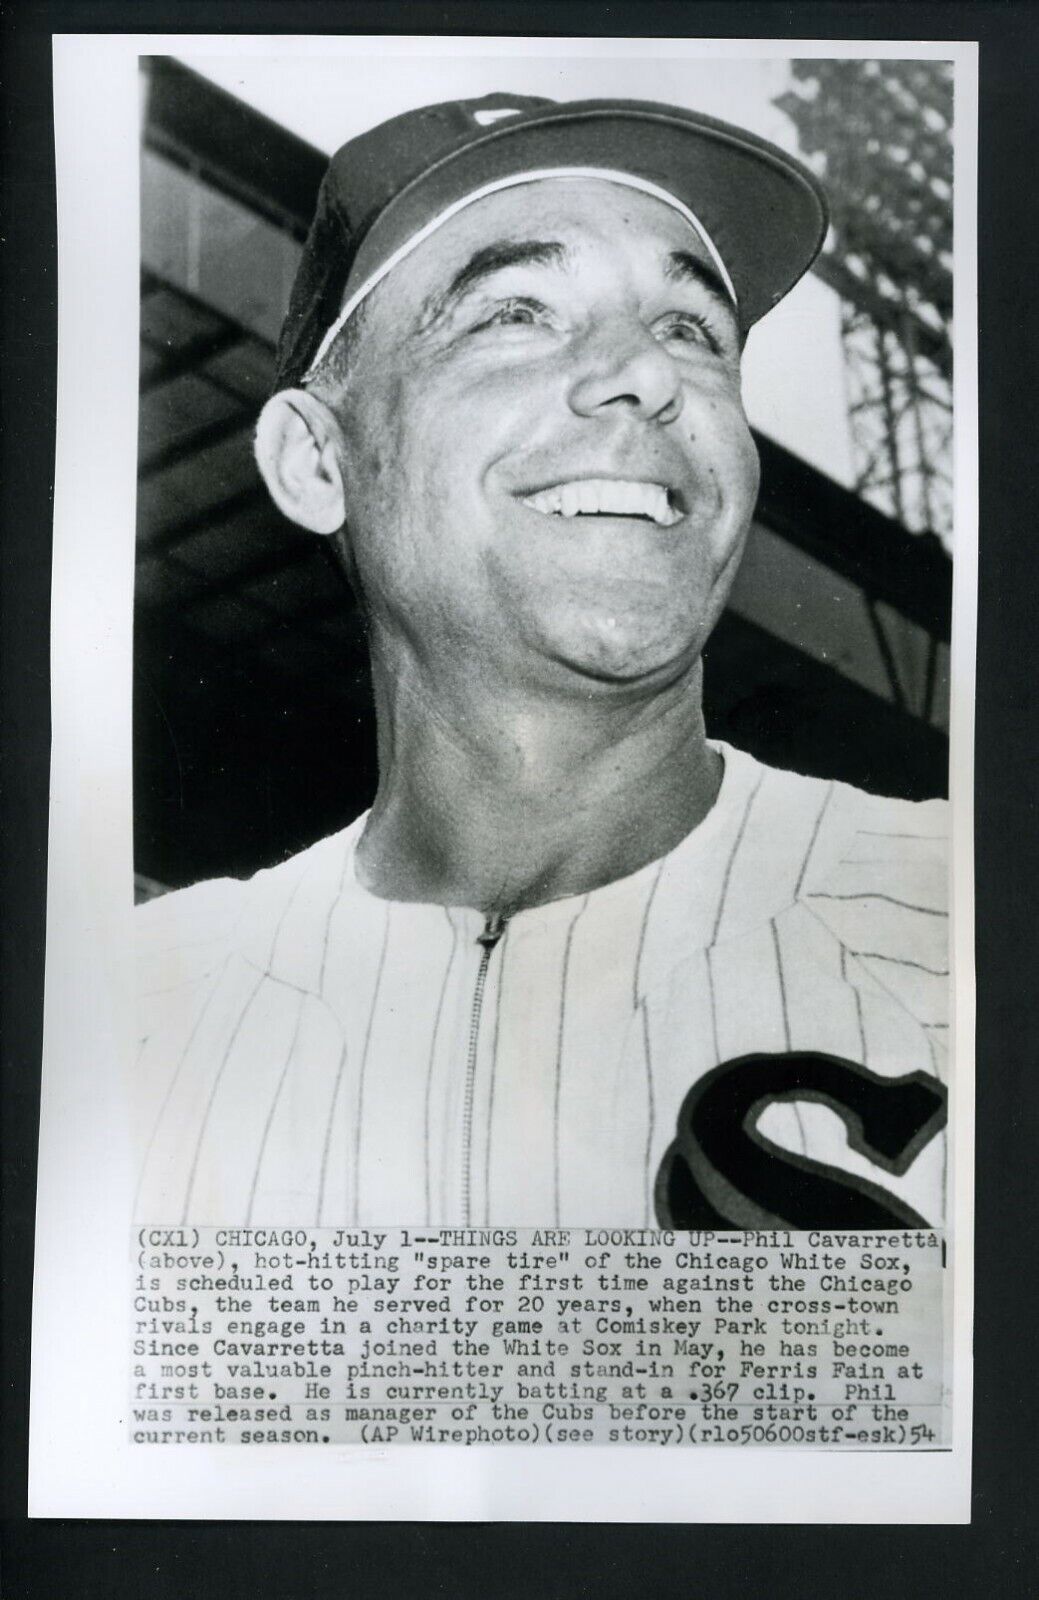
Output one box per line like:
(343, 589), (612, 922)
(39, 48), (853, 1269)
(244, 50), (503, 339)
(325, 178), (760, 694)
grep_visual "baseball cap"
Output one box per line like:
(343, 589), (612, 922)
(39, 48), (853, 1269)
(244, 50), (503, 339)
(273, 92), (829, 390)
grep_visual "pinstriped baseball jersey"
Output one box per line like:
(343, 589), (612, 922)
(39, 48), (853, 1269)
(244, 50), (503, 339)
(134, 742), (949, 1227)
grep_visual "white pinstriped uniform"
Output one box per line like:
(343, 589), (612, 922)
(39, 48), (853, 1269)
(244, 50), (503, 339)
(134, 743), (949, 1227)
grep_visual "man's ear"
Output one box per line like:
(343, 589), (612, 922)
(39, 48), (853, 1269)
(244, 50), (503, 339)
(254, 388), (346, 536)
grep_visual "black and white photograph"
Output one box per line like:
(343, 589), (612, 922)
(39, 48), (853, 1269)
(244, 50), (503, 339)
(28, 33), (976, 1521)
(133, 52), (956, 1232)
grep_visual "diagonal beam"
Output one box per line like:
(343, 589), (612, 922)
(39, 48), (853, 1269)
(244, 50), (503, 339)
(140, 322), (244, 395)
(138, 484), (269, 554)
(159, 541), (317, 609)
(139, 408), (254, 479)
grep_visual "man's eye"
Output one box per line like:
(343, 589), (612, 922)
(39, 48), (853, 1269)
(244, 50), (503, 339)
(655, 311), (722, 355)
(473, 297), (551, 331)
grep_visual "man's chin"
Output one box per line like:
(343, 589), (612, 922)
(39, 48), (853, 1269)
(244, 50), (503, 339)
(541, 620), (704, 693)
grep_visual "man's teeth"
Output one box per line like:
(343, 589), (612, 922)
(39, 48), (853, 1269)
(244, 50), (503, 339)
(522, 479), (681, 526)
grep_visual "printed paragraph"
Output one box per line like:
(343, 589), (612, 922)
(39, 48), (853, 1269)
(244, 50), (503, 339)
(130, 1227), (948, 1447)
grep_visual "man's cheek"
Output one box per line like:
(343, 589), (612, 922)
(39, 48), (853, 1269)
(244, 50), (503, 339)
(740, 423), (762, 505)
(350, 378), (412, 482)
(708, 419), (759, 551)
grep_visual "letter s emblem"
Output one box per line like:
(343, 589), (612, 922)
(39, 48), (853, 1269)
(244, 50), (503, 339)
(655, 1052), (947, 1228)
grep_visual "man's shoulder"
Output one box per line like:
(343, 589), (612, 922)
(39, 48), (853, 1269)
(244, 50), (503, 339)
(136, 819), (364, 993)
(730, 745), (947, 857)
(710, 742), (948, 929)
(807, 767), (947, 886)
(739, 750), (948, 918)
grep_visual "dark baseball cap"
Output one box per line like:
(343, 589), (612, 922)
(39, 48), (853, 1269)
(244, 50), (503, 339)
(273, 91), (829, 390)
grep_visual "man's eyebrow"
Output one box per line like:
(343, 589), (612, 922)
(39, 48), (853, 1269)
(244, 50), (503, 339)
(421, 239), (570, 327)
(664, 249), (736, 315)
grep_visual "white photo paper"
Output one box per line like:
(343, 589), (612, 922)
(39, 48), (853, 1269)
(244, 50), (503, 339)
(30, 32), (976, 1521)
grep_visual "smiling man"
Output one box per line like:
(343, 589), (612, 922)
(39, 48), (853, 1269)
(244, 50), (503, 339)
(135, 94), (949, 1230)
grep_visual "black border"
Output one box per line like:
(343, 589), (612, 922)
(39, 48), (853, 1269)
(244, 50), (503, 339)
(3, 3), (1038, 1595)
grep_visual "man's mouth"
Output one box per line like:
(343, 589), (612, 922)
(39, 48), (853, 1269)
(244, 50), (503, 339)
(520, 478), (684, 528)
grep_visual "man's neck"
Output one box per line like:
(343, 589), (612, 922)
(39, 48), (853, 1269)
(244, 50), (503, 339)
(354, 653), (722, 915)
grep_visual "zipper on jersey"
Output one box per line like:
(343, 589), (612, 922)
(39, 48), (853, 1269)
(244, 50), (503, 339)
(460, 912), (508, 1224)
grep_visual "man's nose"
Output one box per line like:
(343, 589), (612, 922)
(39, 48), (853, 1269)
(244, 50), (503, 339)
(567, 319), (684, 424)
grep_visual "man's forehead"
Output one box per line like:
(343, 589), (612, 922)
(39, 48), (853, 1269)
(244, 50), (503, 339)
(401, 176), (717, 288)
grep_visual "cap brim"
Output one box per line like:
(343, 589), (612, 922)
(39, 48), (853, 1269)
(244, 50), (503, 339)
(346, 101), (829, 336)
